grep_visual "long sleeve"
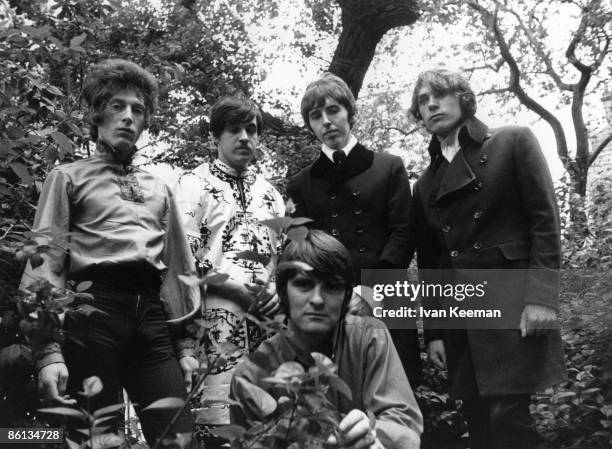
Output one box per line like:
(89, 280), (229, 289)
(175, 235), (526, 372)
(20, 169), (71, 290)
(160, 185), (201, 324)
(360, 325), (422, 449)
(377, 157), (413, 268)
(513, 128), (561, 309)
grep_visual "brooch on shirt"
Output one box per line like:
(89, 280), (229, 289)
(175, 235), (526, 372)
(117, 173), (145, 203)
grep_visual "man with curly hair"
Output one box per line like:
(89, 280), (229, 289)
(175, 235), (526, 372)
(21, 59), (200, 447)
(410, 69), (567, 449)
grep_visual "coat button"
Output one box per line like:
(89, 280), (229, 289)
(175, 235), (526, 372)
(331, 212), (338, 218)
(473, 241), (482, 250)
(358, 246), (366, 253)
(450, 250), (459, 257)
(442, 225), (451, 233)
(473, 181), (483, 191)
(353, 208), (362, 215)
(473, 211), (482, 220)
(356, 226), (365, 234)
(330, 193), (337, 200)
(352, 189), (360, 197)
(479, 154), (488, 164)
(331, 228), (340, 236)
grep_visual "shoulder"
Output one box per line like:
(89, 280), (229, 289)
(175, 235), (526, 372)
(176, 163), (211, 187)
(344, 315), (390, 339)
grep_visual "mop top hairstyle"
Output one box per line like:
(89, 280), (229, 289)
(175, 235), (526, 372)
(83, 59), (159, 141)
(276, 229), (354, 317)
(300, 72), (357, 132)
(409, 69), (477, 121)
(209, 95), (263, 139)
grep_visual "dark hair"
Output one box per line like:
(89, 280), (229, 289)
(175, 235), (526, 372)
(276, 230), (354, 317)
(83, 59), (159, 141)
(209, 95), (263, 139)
(409, 69), (477, 121)
(300, 72), (356, 132)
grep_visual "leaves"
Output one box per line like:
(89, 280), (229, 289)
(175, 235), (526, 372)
(69, 33), (87, 48)
(38, 407), (87, 419)
(233, 377), (277, 419)
(51, 131), (73, 158)
(142, 397), (185, 411)
(9, 162), (33, 185)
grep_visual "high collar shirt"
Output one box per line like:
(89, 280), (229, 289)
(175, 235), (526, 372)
(230, 315), (422, 449)
(439, 126), (462, 163)
(21, 144), (200, 322)
(321, 133), (358, 162)
(174, 158), (285, 284)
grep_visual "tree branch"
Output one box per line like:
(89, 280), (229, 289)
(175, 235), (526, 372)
(589, 133), (612, 167)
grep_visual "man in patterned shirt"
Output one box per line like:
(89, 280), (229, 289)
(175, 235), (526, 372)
(174, 95), (285, 445)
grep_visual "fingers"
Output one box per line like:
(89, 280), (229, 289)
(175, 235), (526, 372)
(427, 340), (446, 370)
(184, 372), (192, 393)
(339, 409), (374, 449)
(259, 293), (281, 316)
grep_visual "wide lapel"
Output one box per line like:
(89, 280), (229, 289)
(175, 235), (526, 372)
(433, 118), (489, 203)
(310, 143), (373, 185)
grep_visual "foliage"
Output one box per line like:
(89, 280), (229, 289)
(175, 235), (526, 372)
(421, 0), (612, 235)
(214, 352), (350, 449)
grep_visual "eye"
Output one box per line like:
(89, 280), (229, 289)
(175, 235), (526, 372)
(327, 105), (339, 114)
(309, 110), (321, 120)
(132, 105), (145, 115)
(246, 125), (257, 135)
(323, 280), (346, 294)
(291, 276), (315, 290)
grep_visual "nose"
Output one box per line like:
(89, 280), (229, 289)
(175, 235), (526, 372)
(238, 128), (249, 142)
(321, 111), (331, 126)
(427, 96), (439, 110)
(308, 284), (325, 307)
(122, 106), (135, 124)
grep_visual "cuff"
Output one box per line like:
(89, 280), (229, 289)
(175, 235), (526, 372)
(175, 337), (196, 359)
(33, 342), (64, 372)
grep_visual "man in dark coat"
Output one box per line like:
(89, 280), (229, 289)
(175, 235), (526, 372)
(286, 73), (422, 383)
(410, 69), (567, 449)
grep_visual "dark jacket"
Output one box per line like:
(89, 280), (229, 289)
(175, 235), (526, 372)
(287, 143), (413, 277)
(413, 117), (567, 397)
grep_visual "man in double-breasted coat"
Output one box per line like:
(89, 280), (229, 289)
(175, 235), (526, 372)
(410, 69), (567, 449)
(287, 73), (422, 383)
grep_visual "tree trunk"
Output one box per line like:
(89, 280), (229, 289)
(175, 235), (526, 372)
(329, 0), (419, 98)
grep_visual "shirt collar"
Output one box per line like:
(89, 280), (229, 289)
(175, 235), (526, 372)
(94, 140), (137, 166)
(438, 126), (461, 162)
(321, 134), (358, 162)
(213, 158), (255, 182)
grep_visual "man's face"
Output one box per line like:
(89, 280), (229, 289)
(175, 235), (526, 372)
(97, 90), (146, 157)
(417, 84), (463, 138)
(287, 272), (346, 339)
(216, 116), (258, 171)
(308, 97), (351, 150)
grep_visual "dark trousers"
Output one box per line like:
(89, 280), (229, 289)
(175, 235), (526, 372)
(463, 395), (543, 449)
(63, 281), (193, 446)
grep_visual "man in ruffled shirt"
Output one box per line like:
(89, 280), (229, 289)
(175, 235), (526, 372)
(174, 96), (284, 445)
(21, 59), (200, 447)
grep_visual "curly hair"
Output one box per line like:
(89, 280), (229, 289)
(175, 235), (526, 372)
(300, 72), (356, 132)
(209, 95), (263, 139)
(82, 59), (159, 141)
(409, 69), (477, 121)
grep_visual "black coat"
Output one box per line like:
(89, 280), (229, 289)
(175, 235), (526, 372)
(287, 143), (422, 381)
(413, 117), (567, 397)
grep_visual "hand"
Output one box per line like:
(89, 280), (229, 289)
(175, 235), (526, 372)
(179, 356), (199, 393)
(327, 409), (382, 449)
(38, 362), (76, 405)
(248, 280), (281, 317)
(520, 304), (558, 337)
(427, 339), (447, 370)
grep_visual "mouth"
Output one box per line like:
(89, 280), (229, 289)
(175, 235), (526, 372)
(235, 146), (252, 153)
(429, 113), (445, 121)
(323, 130), (339, 137)
(116, 128), (135, 137)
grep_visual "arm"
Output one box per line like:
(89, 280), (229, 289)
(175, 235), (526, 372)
(20, 169), (73, 402)
(361, 324), (422, 449)
(377, 157), (413, 268)
(513, 129), (561, 335)
(286, 175), (308, 219)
